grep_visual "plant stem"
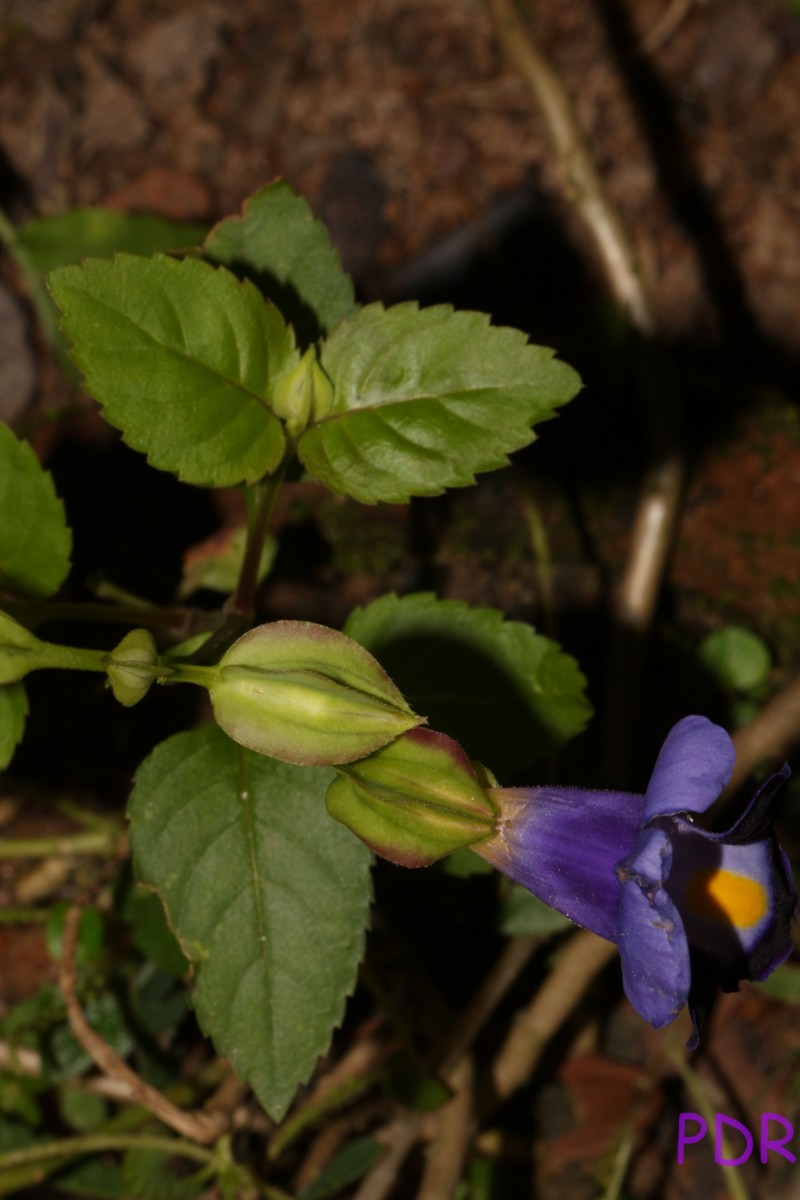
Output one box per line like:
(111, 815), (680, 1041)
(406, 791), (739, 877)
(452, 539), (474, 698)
(34, 642), (109, 674)
(0, 829), (122, 858)
(0, 1133), (213, 1174)
(163, 659), (219, 688)
(232, 461), (288, 616)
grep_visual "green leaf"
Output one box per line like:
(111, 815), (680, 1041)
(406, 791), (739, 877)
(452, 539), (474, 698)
(14, 209), (206, 378)
(123, 888), (188, 977)
(0, 423), (71, 598)
(345, 594), (591, 774)
(17, 209), (208, 275)
(48, 255), (297, 487)
(441, 847), (494, 878)
(203, 180), (357, 345)
(53, 1158), (126, 1199)
(699, 626), (772, 693)
(500, 886), (573, 937)
(178, 526), (276, 599)
(0, 685), (27, 771)
(122, 1149), (204, 1200)
(57, 1084), (107, 1132)
(298, 1137), (382, 1200)
(299, 303), (581, 503)
(128, 726), (372, 1119)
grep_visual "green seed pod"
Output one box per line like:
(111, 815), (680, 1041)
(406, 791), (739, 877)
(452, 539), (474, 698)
(326, 728), (497, 867)
(210, 620), (422, 766)
(0, 611), (43, 684)
(272, 347), (334, 438)
(107, 628), (159, 707)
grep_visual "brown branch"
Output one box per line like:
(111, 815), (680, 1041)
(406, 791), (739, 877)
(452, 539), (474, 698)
(353, 1110), (428, 1200)
(728, 675), (800, 792)
(58, 906), (225, 1146)
(488, 930), (617, 1106)
(484, 0), (687, 780)
(484, 0), (656, 333)
(416, 1056), (475, 1200)
(353, 936), (538, 1200)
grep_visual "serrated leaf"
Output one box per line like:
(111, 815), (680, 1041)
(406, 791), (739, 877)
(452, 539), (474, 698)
(299, 303), (581, 503)
(128, 726), (372, 1119)
(48, 255), (296, 487)
(345, 593), (591, 774)
(0, 685), (27, 771)
(0, 424), (71, 598)
(17, 209), (208, 275)
(204, 181), (357, 345)
(15, 209), (207, 378)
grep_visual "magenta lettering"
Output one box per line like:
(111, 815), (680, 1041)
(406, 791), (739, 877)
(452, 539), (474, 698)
(678, 1112), (797, 1166)
(761, 1113), (796, 1165)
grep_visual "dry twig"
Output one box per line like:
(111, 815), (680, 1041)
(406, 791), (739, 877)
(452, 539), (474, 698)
(353, 937), (538, 1200)
(416, 1056), (475, 1200)
(723, 676), (800, 802)
(488, 930), (616, 1105)
(58, 906), (225, 1146)
(484, 0), (686, 780)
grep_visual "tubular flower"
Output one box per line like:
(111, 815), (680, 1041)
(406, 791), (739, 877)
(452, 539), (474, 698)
(474, 715), (796, 1043)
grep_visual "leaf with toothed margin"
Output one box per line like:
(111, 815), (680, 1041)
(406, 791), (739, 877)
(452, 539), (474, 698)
(298, 303), (582, 504)
(345, 593), (592, 774)
(203, 180), (357, 346)
(128, 725), (372, 1120)
(48, 255), (297, 487)
(0, 422), (71, 598)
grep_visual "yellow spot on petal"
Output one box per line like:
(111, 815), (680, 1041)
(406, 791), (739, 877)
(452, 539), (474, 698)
(685, 867), (768, 929)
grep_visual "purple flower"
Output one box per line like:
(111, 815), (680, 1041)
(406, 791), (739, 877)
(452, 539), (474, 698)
(474, 716), (796, 1043)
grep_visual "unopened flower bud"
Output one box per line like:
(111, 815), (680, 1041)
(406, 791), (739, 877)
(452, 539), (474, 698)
(106, 628), (160, 707)
(272, 348), (334, 438)
(210, 621), (422, 766)
(0, 611), (43, 684)
(326, 728), (497, 867)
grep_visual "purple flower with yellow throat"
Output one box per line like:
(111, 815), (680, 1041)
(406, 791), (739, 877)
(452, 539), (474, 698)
(474, 716), (796, 1043)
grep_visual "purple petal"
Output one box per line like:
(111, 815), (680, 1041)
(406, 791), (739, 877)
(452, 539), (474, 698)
(665, 817), (796, 991)
(616, 826), (692, 1028)
(476, 786), (643, 941)
(643, 716), (735, 823)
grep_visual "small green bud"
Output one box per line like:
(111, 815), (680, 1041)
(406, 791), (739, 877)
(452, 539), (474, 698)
(107, 628), (159, 707)
(272, 348), (334, 437)
(325, 728), (497, 867)
(210, 620), (422, 766)
(0, 611), (43, 684)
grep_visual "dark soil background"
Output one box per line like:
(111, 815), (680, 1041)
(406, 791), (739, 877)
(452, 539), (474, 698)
(2, 1), (800, 1197)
